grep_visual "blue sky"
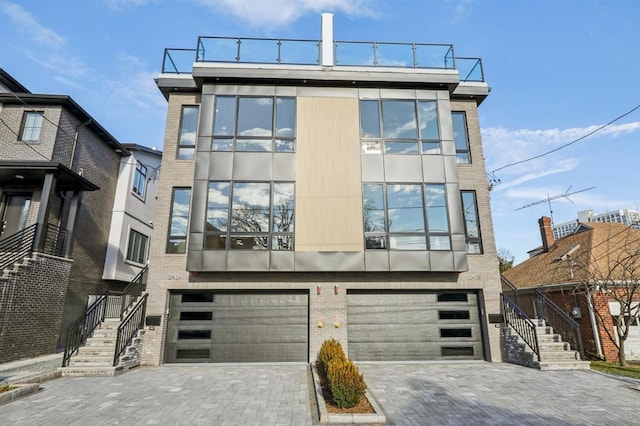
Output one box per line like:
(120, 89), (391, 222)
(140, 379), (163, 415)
(1, 0), (639, 262)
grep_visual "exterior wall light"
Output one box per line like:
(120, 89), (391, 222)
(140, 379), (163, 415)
(334, 285), (339, 295)
(317, 285), (322, 295)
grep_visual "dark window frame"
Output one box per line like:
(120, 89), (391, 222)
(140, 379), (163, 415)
(125, 228), (149, 265)
(461, 190), (483, 254)
(19, 111), (44, 143)
(212, 95), (296, 153)
(166, 187), (192, 254)
(177, 105), (199, 160)
(452, 111), (471, 164)
(132, 161), (147, 199)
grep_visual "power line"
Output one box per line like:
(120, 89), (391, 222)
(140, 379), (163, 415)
(0, 115), (52, 161)
(489, 103), (640, 185)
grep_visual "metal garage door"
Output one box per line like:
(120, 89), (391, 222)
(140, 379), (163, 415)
(165, 291), (309, 363)
(347, 290), (484, 361)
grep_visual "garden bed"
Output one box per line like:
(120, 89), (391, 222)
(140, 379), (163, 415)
(0, 383), (39, 405)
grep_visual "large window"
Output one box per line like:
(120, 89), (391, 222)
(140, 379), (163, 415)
(20, 111), (44, 142)
(177, 106), (199, 160)
(167, 188), (192, 253)
(132, 161), (147, 198)
(359, 99), (440, 155)
(213, 96), (296, 152)
(205, 181), (294, 250)
(452, 112), (471, 163)
(461, 191), (482, 253)
(126, 229), (148, 265)
(363, 183), (450, 250)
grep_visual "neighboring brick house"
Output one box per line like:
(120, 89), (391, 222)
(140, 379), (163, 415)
(0, 68), (130, 363)
(503, 217), (640, 362)
(142, 14), (502, 365)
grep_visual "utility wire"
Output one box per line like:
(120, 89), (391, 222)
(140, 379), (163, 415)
(0, 115), (52, 161)
(489, 103), (640, 183)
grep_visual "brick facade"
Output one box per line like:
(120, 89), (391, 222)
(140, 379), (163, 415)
(0, 254), (73, 363)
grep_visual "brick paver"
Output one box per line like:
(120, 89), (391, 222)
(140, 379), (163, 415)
(1, 362), (640, 425)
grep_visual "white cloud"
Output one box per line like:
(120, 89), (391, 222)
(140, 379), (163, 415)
(194, 0), (378, 28)
(104, 0), (158, 11)
(0, 1), (65, 49)
(448, 0), (474, 22)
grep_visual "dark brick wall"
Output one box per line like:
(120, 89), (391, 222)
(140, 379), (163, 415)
(0, 254), (72, 363)
(545, 291), (596, 357)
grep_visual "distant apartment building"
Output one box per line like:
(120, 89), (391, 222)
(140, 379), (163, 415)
(142, 14), (502, 365)
(553, 209), (640, 239)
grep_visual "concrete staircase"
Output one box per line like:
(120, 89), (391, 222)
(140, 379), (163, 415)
(503, 319), (591, 370)
(0, 254), (42, 279)
(60, 318), (145, 377)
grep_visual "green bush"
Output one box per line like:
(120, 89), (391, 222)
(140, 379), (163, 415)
(326, 358), (367, 408)
(318, 338), (346, 373)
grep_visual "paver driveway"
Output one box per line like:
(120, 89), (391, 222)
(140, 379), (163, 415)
(1, 362), (639, 425)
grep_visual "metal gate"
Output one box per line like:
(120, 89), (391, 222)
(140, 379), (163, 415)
(165, 291), (309, 363)
(347, 290), (483, 361)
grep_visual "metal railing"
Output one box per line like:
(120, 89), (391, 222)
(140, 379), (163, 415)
(62, 293), (107, 367)
(119, 266), (148, 320)
(534, 289), (584, 360)
(0, 223), (37, 272)
(501, 293), (540, 360)
(161, 37), (485, 82)
(113, 293), (148, 366)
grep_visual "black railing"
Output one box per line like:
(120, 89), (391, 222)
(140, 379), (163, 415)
(113, 293), (148, 366)
(0, 223), (37, 272)
(501, 293), (540, 360)
(43, 224), (69, 257)
(119, 266), (148, 320)
(62, 293), (107, 367)
(534, 289), (584, 360)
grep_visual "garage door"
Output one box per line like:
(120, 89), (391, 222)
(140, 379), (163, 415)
(347, 290), (484, 361)
(609, 301), (640, 360)
(165, 291), (309, 363)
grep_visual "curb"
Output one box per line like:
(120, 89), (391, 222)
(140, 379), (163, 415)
(0, 383), (39, 405)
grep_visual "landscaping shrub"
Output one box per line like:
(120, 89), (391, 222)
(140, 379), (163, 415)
(326, 358), (367, 408)
(318, 338), (346, 373)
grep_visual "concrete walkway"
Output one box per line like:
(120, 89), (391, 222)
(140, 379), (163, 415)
(1, 362), (639, 425)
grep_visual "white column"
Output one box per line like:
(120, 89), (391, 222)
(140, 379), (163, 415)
(320, 13), (334, 66)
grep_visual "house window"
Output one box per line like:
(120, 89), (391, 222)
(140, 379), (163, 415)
(359, 99), (440, 155)
(132, 161), (147, 198)
(452, 112), (471, 163)
(20, 111), (44, 142)
(461, 191), (482, 254)
(126, 229), (148, 265)
(363, 183), (450, 250)
(177, 106), (199, 160)
(204, 181), (294, 250)
(212, 96), (296, 152)
(167, 188), (192, 254)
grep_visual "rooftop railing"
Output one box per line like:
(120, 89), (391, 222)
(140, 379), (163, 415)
(161, 36), (485, 82)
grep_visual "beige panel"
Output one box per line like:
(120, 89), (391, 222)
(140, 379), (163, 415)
(296, 97), (363, 251)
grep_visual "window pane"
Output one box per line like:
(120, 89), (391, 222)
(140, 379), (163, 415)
(178, 106), (198, 160)
(167, 188), (191, 254)
(461, 191), (480, 238)
(389, 235), (426, 250)
(273, 183), (294, 232)
(212, 138), (233, 151)
(452, 112), (470, 163)
(181, 293), (214, 303)
(430, 235), (451, 250)
(388, 208), (425, 232)
(360, 100), (380, 138)
(232, 182), (270, 209)
(213, 96), (235, 135)
(363, 184), (384, 209)
(439, 310), (471, 320)
(204, 234), (227, 249)
(272, 235), (293, 250)
(230, 235), (269, 250)
(206, 209), (228, 231)
(178, 330), (212, 339)
(167, 239), (186, 254)
(440, 328), (472, 338)
(422, 141), (441, 155)
(387, 184), (422, 208)
(425, 184), (449, 232)
(384, 141), (419, 154)
(364, 210), (385, 232)
(418, 101), (439, 140)
(236, 139), (272, 152)
(237, 97), (273, 137)
(22, 112), (43, 142)
(126, 230), (147, 264)
(275, 98), (295, 137)
(382, 100), (417, 139)
(467, 241), (482, 254)
(208, 182), (230, 208)
(275, 139), (295, 152)
(365, 235), (387, 249)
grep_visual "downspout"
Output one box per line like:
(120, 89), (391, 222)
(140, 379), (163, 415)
(587, 285), (604, 359)
(70, 118), (92, 171)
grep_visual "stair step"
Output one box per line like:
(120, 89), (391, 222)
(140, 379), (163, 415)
(539, 361), (591, 371)
(92, 329), (119, 337)
(59, 366), (119, 377)
(85, 338), (117, 346)
(537, 334), (562, 342)
(78, 346), (115, 356)
(538, 342), (570, 351)
(539, 350), (580, 361)
(69, 355), (114, 366)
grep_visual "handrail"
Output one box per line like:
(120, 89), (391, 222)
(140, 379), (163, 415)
(62, 293), (107, 367)
(113, 293), (148, 366)
(119, 266), (148, 320)
(534, 289), (584, 360)
(501, 293), (540, 360)
(43, 223), (69, 257)
(0, 223), (37, 271)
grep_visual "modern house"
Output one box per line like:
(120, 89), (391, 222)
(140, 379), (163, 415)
(553, 209), (640, 240)
(0, 68), (130, 363)
(503, 217), (640, 362)
(102, 143), (161, 285)
(142, 14), (502, 365)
